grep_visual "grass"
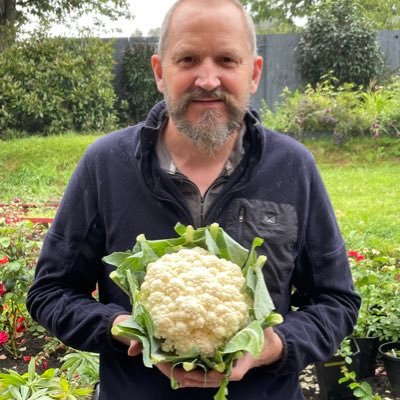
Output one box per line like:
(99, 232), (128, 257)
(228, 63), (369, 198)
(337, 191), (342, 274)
(0, 133), (101, 202)
(0, 134), (399, 254)
(303, 137), (400, 253)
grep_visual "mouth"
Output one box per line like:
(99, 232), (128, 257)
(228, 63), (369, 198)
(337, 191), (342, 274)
(191, 98), (224, 104)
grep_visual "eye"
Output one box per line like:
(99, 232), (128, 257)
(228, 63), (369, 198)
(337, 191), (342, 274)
(177, 56), (196, 67)
(220, 56), (239, 67)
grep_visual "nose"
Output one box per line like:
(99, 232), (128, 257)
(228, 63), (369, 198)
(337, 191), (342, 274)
(194, 59), (221, 92)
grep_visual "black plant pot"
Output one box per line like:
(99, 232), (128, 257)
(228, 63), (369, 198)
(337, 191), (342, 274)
(352, 336), (380, 378)
(378, 341), (400, 397)
(315, 339), (360, 400)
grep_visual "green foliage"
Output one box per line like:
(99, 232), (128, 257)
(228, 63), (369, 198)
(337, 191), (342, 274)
(359, 0), (400, 30)
(240, 0), (316, 23)
(339, 367), (382, 399)
(349, 249), (400, 342)
(60, 351), (99, 386)
(241, 0), (400, 30)
(0, 35), (118, 137)
(297, 0), (385, 87)
(0, 357), (93, 399)
(262, 76), (400, 141)
(0, 218), (46, 358)
(119, 42), (163, 124)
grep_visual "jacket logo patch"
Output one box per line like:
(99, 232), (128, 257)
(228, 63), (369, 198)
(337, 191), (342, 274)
(263, 212), (277, 224)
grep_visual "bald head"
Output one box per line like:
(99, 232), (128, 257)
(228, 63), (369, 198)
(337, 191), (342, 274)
(158, 0), (257, 59)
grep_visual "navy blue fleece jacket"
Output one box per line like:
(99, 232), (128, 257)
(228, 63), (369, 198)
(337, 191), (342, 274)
(27, 101), (360, 400)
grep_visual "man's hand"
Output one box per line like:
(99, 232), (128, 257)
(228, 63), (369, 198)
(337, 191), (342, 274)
(156, 363), (224, 388)
(155, 327), (283, 388)
(230, 327), (283, 381)
(112, 314), (143, 356)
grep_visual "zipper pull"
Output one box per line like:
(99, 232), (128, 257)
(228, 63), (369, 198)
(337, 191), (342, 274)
(238, 206), (245, 223)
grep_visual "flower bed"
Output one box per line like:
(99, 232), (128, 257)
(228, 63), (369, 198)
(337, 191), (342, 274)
(1, 200), (400, 399)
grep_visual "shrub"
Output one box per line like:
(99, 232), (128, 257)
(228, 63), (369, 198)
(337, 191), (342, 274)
(119, 41), (163, 124)
(262, 75), (400, 140)
(0, 35), (117, 138)
(297, 0), (385, 87)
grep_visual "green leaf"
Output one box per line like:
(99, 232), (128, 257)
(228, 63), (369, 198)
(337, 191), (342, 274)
(222, 320), (264, 357)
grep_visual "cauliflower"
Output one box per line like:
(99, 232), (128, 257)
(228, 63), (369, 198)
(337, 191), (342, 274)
(106, 223), (282, 400)
(140, 247), (251, 357)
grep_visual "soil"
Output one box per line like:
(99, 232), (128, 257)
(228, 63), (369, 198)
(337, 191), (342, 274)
(1, 333), (398, 399)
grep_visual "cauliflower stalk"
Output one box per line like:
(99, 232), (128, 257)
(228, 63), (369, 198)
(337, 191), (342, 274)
(104, 223), (283, 400)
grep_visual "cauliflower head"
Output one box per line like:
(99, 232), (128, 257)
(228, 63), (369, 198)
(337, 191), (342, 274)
(140, 247), (251, 357)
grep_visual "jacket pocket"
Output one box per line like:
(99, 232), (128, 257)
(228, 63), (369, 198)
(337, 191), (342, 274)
(224, 198), (298, 309)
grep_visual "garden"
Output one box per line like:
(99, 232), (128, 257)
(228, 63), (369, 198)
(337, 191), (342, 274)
(1, 135), (399, 400)
(1, 0), (400, 398)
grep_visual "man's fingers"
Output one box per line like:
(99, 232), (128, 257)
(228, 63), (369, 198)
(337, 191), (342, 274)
(155, 363), (224, 388)
(127, 340), (143, 356)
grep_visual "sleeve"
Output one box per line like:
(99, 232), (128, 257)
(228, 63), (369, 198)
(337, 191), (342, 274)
(269, 164), (361, 374)
(26, 151), (128, 355)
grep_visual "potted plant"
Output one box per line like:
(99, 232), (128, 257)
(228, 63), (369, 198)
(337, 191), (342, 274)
(378, 342), (400, 397)
(315, 337), (360, 400)
(349, 249), (400, 378)
(349, 250), (381, 378)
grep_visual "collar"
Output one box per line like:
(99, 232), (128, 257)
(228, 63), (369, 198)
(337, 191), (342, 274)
(155, 125), (246, 176)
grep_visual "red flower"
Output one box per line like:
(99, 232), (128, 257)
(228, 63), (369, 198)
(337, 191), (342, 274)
(24, 356), (31, 362)
(16, 317), (26, 333)
(41, 359), (49, 370)
(0, 255), (8, 265)
(348, 250), (365, 262)
(0, 282), (7, 296)
(0, 331), (9, 346)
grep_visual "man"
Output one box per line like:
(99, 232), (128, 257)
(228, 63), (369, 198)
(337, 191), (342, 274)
(27, 0), (360, 399)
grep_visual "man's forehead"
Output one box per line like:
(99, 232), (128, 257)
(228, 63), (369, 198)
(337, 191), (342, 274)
(170, 0), (242, 22)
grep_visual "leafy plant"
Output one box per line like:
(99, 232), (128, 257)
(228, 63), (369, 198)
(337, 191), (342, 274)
(349, 249), (400, 342)
(262, 75), (400, 140)
(385, 348), (400, 358)
(60, 351), (99, 386)
(0, 219), (46, 358)
(339, 366), (382, 400)
(0, 357), (93, 400)
(297, 0), (385, 87)
(0, 34), (117, 137)
(119, 41), (163, 124)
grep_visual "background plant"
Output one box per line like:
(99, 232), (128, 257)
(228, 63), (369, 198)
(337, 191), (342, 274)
(118, 41), (163, 124)
(0, 34), (117, 138)
(297, 0), (385, 88)
(0, 357), (93, 400)
(349, 249), (400, 341)
(0, 219), (46, 358)
(262, 75), (400, 140)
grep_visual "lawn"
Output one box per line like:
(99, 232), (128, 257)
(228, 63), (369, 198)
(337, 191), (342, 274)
(1, 134), (399, 254)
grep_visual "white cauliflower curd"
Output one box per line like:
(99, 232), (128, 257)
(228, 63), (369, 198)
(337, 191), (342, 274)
(140, 247), (251, 357)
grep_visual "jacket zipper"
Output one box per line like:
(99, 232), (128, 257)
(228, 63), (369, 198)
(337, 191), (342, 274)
(237, 206), (245, 242)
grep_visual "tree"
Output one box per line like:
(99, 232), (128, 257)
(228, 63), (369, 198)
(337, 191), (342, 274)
(147, 27), (160, 37)
(359, 0), (400, 29)
(240, 0), (400, 29)
(240, 0), (317, 24)
(131, 28), (143, 37)
(0, 0), (131, 48)
(297, 0), (385, 87)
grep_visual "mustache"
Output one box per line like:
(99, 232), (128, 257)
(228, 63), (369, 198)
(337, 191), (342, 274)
(179, 88), (234, 109)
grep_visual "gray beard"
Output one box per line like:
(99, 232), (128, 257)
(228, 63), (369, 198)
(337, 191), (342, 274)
(165, 88), (248, 154)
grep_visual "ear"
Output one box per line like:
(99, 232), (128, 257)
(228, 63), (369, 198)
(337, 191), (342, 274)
(249, 56), (263, 95)
(151, 54), (165, 93)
